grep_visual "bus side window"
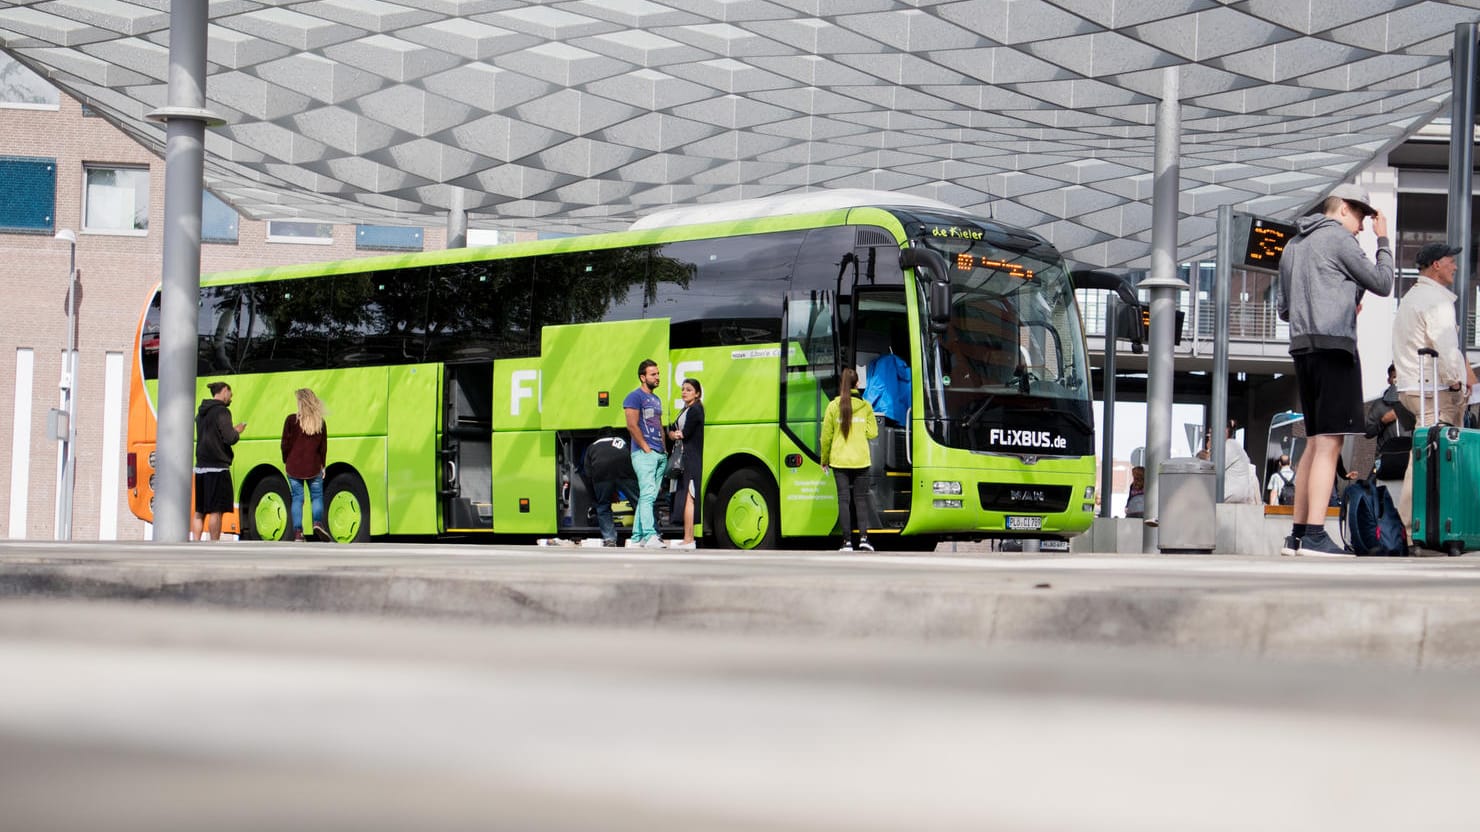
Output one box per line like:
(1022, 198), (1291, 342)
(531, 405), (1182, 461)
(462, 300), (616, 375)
(197, 285), (247, 376)
(141, 293), (161, 380)
(653, 234), (797, 347)
(330, 269), (430, 367)
(427, 259), (533, 362)
(247, 278), (330, 372)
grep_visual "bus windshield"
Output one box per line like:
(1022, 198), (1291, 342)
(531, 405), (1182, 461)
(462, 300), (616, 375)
(916, 231), (1093, 457)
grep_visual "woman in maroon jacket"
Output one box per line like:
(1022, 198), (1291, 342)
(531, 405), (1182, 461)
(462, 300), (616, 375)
(280, 388), (328, 541)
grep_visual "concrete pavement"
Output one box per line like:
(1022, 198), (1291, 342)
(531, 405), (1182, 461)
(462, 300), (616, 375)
(3, 599), (1480, 832)
(3, 540), (1480, 667)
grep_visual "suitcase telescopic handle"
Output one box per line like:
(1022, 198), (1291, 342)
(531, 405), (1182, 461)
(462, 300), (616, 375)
(1418, 347), (1440, 426)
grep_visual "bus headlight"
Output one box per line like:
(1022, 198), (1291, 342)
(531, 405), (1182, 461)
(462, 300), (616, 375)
(933, 499), (963, 509)
(933, 481), (962, 495)
(1084, 486), (1096, 500)
(1082, 503), (1095, 513)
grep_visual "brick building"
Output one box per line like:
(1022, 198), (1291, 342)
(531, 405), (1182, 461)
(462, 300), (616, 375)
(1, 71), (455, 540)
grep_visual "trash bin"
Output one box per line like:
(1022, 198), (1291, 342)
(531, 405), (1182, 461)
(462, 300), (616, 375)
(1157, 457), (1216, 553)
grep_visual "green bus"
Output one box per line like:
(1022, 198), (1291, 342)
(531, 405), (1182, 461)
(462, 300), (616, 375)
(128, 190), (1099, 547)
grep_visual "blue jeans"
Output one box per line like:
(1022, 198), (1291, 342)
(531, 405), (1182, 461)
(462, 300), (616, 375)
(630, 450), (667, 541)
(592, 474), (639, 544)
(289, 473), (325, 534)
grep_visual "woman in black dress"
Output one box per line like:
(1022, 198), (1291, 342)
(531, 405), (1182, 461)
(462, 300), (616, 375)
(667, 378), (705, 550)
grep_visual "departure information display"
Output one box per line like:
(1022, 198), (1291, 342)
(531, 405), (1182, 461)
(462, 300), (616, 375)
(1240, 216), (1296, 270)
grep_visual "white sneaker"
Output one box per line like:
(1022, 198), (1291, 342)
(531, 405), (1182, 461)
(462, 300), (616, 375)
(642, 537), (666, 549)
(669, 540), (697, 550)
(624, 538), (641, 549)
(857, 540), (874, 552)
(839, 543), (853, 552)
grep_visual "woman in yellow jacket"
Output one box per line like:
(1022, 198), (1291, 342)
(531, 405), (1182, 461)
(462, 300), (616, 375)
(821, 367), (879, 551)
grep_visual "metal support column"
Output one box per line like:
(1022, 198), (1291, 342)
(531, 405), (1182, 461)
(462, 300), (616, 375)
(447, 186), (468, 249)
(1140, 66), (1190, 552)
(1449, 22), (1477, 350)
(1211, 205), (1234, 503)
(1100, 295), (1118, 518)
(146, 0), (223, 542)
(54, 232), (78, 540)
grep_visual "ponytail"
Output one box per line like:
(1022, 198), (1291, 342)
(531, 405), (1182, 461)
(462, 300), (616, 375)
(838, 367), (858, 439)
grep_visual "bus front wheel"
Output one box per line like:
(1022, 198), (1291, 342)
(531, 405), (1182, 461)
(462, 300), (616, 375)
(242, 475), (291, 541)
(715, 468), (778, 550)
(325, 471), (371, 543)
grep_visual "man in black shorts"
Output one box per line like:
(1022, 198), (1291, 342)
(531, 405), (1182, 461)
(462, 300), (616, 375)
(193, 381), (246, 541)
(1276, 184), (1394, 556)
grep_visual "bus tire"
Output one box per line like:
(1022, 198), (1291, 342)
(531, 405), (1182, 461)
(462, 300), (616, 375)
(325, 470), (371, 543)
(242, 474), (291, 541)
(714, 468), (778, 550)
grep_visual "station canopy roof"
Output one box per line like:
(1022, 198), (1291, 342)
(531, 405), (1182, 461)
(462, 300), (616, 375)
(3, 0), (1478, 267)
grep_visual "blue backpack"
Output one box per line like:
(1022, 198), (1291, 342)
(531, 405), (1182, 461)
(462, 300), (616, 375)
(1340, 476), (1409, 556)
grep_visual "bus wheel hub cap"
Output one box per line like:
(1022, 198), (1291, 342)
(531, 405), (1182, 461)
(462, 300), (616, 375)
(727, 488), (766, 546)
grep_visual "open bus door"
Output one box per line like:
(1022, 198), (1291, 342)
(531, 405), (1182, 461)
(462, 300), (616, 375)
(441, 363), (494, 532)
(837, 249), (915, 535)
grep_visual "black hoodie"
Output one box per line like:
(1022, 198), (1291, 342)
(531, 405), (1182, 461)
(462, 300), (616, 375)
(195, 398), (240, 468)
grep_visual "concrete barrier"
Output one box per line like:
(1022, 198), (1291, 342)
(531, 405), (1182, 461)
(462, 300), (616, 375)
(1075, 504), (1343, 555)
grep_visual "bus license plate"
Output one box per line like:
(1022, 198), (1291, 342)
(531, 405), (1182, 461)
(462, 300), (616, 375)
(1006, 515), (1043, 531)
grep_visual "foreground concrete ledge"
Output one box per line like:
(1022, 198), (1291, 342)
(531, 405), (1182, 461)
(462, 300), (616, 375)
(3, 541), (1480, 669)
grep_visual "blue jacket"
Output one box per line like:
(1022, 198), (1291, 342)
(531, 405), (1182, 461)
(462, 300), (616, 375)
(864, 353), (911, 423)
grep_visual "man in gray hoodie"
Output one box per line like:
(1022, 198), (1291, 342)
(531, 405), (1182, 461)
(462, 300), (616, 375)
(1276, 184), (1394, 556)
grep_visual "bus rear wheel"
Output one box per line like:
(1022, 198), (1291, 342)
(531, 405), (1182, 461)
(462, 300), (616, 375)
(715, 468), (778, 550)
(325, 471), (371, 543)
(242, 474), (291, 541)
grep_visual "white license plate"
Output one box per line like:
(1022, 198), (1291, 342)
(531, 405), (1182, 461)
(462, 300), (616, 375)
(1006, 515), (1043, 531)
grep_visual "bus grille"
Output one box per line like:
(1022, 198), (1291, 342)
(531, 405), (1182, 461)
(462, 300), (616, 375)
(978, 483), (1071, 513)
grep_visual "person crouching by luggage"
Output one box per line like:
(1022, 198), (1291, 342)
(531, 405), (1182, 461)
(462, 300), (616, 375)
(1275, 184), (1394, 556)
(1392, 241), (1476, 538)
(583, 432), (640, 548)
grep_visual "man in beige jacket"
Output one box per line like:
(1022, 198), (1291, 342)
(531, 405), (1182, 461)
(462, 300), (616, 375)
(1392, 242), (1476, 535)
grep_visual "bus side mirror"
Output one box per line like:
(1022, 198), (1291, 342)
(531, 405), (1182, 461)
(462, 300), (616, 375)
(929, 281), (950, 334)
(901, 248), (953, 334)
(1071, 269), (1138, 307)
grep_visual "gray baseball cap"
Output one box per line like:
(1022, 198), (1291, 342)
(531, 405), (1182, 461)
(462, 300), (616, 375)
(1327, 183), (1376, 217)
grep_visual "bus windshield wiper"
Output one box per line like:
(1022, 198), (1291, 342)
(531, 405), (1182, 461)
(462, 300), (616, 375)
(961, 394), (996, 431)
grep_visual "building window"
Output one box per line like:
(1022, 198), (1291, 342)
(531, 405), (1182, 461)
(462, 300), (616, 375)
(83, 165), (149, 233)
(0, 54), (59, 108)
(356, 224), (423, 251)
(0, 156), (56, 233)
(267, 220), (333, 244)
(202, 190), (239, 244)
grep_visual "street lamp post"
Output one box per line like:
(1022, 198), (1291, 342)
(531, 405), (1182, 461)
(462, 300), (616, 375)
(54, 228), (77, 540)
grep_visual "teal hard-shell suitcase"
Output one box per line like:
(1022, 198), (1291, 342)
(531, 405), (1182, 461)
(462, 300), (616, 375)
(1410, 348), (1480, 556)
(1411, 424), (1480, 556)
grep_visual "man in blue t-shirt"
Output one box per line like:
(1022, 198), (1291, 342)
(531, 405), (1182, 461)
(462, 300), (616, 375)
(623, 358), (667, 547)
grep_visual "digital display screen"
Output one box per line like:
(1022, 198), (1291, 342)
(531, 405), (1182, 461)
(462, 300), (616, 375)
(1242, 217), (1296, 270)
(953, 253), (1034, 280)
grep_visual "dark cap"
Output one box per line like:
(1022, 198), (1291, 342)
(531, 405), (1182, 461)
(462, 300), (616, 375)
(1416, 242), (1462, 270)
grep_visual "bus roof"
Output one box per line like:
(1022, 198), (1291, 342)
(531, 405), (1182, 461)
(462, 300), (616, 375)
(630, 188), (966, 231)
